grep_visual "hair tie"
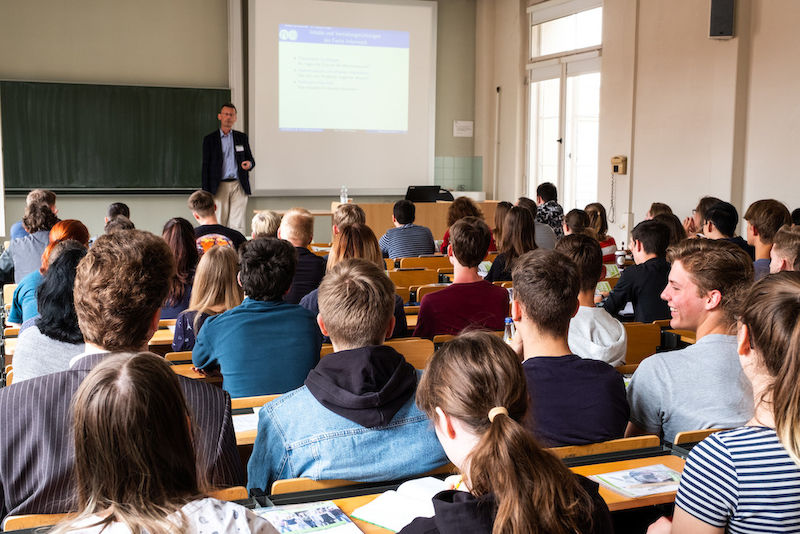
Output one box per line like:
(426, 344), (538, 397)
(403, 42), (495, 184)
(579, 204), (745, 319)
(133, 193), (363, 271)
(488, 406), (508, 423)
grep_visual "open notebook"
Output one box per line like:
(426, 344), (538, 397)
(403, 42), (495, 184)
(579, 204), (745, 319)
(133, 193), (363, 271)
(255, 501), (361, 533)
(351, 476), (455, 532)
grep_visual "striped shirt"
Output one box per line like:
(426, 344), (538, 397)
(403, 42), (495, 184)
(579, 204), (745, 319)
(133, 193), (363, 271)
(379, 223), (435, 258)
(675, 427), (800, 533)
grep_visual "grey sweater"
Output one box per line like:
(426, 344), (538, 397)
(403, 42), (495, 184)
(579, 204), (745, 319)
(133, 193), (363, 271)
(12, 325), (85, 383)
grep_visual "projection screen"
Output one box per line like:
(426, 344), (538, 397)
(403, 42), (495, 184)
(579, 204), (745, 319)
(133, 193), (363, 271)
(248, 0), (437, 195)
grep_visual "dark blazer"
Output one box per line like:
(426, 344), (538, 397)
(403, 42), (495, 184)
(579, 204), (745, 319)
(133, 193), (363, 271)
(202, 129), (255, 195)
(601, 256), (671, 322)
(0, 353), (244, 521)
(284, 247), (326, 305)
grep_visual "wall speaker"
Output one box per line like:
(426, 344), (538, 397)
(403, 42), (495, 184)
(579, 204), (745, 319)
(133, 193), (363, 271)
(710, 0), (735, 39)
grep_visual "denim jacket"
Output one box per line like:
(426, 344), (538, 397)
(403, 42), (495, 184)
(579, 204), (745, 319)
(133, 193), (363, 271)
(246, 370), (448, 494)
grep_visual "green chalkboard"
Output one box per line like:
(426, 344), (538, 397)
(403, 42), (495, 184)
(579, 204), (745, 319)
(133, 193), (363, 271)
(0, 81), (230, 192)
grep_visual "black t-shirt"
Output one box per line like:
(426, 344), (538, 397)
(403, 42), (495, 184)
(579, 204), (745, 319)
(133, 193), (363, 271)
(194, 224), (247, 253)
(522, 354), (629, 447)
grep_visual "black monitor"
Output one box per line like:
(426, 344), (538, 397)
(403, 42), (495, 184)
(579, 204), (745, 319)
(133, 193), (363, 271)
(405, 185), (454, 203)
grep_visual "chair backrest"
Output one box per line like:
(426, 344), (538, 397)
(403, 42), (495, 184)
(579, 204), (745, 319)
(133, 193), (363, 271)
(231, 394), (280, 410)
(395, 286), (411, 303)
(673, 428), (725, 445)
(399, 256), (452, 270)
(165, 351), (192, 363)
(1, 487), (251, 531)
(208, 485), (249, 501)
(269, 463), (457, 495)
(385, 258), (396, 271)
(321, 339), (434, 369)
(158, 318), (176, 328)
(651, 319), (671, 328)
(3, 284), (17, 306)
(549, 435), (661, 459)
(388, 269), (438, 289)
(385, 338), (435, 369)
(417, 284), (449, 302)
(5, 365), (13, 386)
(4, 326), (19, 338)
(3, 513), (71, 531)
(622, 322), (661, 365)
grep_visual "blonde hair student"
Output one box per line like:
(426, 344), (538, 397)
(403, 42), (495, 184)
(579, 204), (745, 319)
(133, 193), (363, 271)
(649, 272), (800, 534)
(52, 352), (275, 534)
(171, 245), (243, 351)
(400, 331), (612, 534)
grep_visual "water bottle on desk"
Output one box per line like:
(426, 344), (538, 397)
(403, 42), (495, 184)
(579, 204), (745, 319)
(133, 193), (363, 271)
(339, 185), (349, 204)
(503, 317), (515, 345)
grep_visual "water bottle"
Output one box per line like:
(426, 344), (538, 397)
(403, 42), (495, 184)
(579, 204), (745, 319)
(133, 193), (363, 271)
(339, 185), (349, 204)
(503, 317), (515, 345)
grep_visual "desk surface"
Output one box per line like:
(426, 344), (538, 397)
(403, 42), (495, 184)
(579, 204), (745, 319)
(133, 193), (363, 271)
(571, 454), (685, 511)
(334, 495), (391, 533)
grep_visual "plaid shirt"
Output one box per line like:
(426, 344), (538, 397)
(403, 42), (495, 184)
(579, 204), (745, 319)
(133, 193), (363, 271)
(535, 200), (564, 238)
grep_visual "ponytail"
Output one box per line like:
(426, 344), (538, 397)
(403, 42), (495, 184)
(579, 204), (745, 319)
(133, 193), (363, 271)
(469, 413), (594, 534)
(740, 272), (800, 465)
(417, 331), (597, 534)
(773, 318), (800, 465)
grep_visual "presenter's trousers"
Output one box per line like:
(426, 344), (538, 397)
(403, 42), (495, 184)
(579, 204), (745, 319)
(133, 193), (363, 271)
(214, 179), (248, 235)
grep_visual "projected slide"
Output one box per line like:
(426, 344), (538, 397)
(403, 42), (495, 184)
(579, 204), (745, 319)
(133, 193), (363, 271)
(278, 24), (410, 133)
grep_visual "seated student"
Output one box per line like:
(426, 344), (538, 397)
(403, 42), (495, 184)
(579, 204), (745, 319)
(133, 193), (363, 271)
(600, 219), (672, 322)
(105, 201), (130, 224)
(192, 238), (321, 398)
(161, 217), (199, 319)
(247, 259), (447, 492)
(653, 212), (687, 246)
(0, 230), (243, 521)
(104, 215), (135, 233)
(510, 249), (628, 446)
(682, 195), (722, 237)
(534, 182), (565, 238)
(770, 224), (800, 273)
(486, 206), (537, 282)
(400, 332), (613, 534)
(556, 234), (627, 367)
(702, 200), (755, 258)
(332, 202), (366, 236)
(646, 202), (673, 220)
(278, 207), (326, 304)
(9, 189), (57, 240)
(562, 209), (593, 238)
(324, 203), (367, 262)
(626, 239), (754, 443)
(744, 198), (792, 280)
(54, 353), (275, 534)
(187, 189), (247, 253)
(516, 196), (557, 249)
(8, 219), (90, 327)
(380, 199), (436, 258)
(648, 272), (800, 534)
(439, 197), (496, 254)
(251, 210), (281, 238)
(492, 200), (512, 248)
(414, 217), (509, 338)
(12, 242), (87, 382)
(0, 202), (59, 283)
(172, 245), (243, 351)
(585, 202), (617, 263)
(300, 223), (408, 340)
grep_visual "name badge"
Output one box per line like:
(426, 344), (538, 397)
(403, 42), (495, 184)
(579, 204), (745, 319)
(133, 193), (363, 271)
(235, 145), (245, 152)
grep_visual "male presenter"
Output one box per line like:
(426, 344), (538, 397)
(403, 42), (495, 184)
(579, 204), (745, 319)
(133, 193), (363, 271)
(202, 103), (255, 234)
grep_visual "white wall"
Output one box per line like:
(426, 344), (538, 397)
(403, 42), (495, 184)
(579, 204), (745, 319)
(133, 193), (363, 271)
(477, 0), (800, 244)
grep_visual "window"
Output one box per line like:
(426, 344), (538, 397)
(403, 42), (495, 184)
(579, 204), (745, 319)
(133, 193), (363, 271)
(526, 0), (602, 210)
